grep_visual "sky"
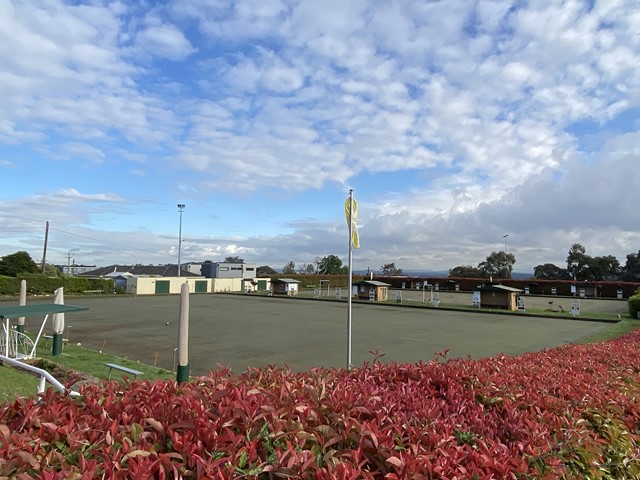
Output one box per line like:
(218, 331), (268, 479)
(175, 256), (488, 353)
(1, 0), (639, 275)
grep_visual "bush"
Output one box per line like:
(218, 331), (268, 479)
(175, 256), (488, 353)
(3, 332), (640, 477)
(0, 275), (114, 295)
(628, 291), (640, 319)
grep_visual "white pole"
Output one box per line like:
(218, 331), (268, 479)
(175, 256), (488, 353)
(3, 318), (8, 357)
(347, 189), (354, 370)
(18, 279), (26, 331)
(176, 282), (190, 383)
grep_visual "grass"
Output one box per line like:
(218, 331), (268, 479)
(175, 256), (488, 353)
(0, 366), (39, 403)
(576, 317), (640, 344)
(0, 337), (174, 402)
(2, 305), (639, 404)
(37, 342), (174, 382)
(380, 299), (626, 323)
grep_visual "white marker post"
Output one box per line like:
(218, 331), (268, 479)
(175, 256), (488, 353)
(17, 280), (26, 334)
(176, 283), (190, 383)
(51, 287), (64, 356)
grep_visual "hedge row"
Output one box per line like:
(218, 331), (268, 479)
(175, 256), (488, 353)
(3, 331), (640, 478)
(629, 291), (640, 319)
(0, 274), (113, 295)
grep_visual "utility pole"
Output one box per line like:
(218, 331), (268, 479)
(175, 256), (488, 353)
(177, 204), (185, 277)
(41, 221), (49, 274)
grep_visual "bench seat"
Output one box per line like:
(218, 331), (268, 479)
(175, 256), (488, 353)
(105, 362), (143, 380)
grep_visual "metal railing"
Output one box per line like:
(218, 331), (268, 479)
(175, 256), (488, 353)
(0, 354), (78, 396)
(0, 328), (36, 359)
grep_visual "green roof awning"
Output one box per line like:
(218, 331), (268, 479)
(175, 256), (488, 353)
(0, 303), (89, 318)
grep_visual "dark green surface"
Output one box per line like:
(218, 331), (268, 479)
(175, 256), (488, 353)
(0, 303), (88, 317)
(3, 294), (609, 376)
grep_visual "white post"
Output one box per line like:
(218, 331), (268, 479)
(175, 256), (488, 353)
(3, 318), (8, 357)
(51, 288), (65, 355)
(18, 280), (26, 333)
(176, 282), (190, 383)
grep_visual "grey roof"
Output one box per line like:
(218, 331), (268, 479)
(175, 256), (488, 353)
(80, 264), (200, 277)
(355, 280), (391, 287)
(271, 278), (301, 283)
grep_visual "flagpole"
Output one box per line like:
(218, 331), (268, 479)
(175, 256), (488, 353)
(347, 189), (354, 370)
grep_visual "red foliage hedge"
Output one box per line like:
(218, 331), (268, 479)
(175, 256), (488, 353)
(3, 332), (640, 479)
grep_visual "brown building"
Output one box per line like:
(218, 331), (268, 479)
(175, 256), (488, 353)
(270, 278), (301, 296)
(478, 284), (522, 310)
(353, 280), (390, 301)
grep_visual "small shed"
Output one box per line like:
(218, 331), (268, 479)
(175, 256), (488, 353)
(353, 280), (390, 301)
(572, 283), (599, 298)
(478, 284), (522, 310)
(271, 278), (301, 296)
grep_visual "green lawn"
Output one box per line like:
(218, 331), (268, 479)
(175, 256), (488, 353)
(0, 366), (39, 403)
(1, 339), (174, 402)
(576, 317), (640, 344)
(2, 300), (639, 404)
(378, 300), (627, 323)
(37, 342), (174, 382)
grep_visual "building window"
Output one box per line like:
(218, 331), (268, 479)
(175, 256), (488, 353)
(219, 267), (229, 271)
(231, 267), (242, 271)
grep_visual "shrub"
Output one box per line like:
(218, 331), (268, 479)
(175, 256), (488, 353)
(3, 332), (640, 477)
(628, 291), (640, 319)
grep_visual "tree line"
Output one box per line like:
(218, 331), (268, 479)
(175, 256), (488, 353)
(6, 244), (637, 284)
(449, 243), (640, 282)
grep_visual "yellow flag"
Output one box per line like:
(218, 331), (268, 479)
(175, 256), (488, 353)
(345, 196), (360, 249)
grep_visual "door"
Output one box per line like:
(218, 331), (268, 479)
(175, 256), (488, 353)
(195, 281), (207, 293)
(155, 280), (170, 294)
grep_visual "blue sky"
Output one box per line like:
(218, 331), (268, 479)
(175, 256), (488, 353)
(1, 0), (639, 274)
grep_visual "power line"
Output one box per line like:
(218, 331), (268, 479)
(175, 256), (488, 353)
(48, 227), (172, 258)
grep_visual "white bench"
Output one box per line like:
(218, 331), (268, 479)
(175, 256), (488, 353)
(105, 362), (143, 380)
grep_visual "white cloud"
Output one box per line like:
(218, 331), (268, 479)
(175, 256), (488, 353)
(1, 0), (640, 273)
(134, 19), (195, 61)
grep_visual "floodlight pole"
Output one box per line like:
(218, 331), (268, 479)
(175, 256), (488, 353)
(503, 234), (509, 253)
(177, 204), (185, 277)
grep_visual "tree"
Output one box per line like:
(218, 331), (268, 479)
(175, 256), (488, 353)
(566, 244), (590, 280)
(298, 263), (315, 274)
(478, 251), (516, 279)
(533, 263), (568, 280)
(282, 261), (296, 274)
(622, 250), (640, 282)
(0, 251), (39, 277)
(316, 255), (348, 275)
(381, 263), (403, 276)
(224, 256), (244, 263)
(44, 264), (63, 277)
(448, 265), (482, 278)
(256, 265), (276, 276)
(586, 255), (620, 281)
